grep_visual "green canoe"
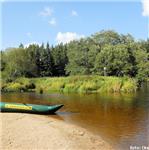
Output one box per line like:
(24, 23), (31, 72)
(0, 102), (63, 114)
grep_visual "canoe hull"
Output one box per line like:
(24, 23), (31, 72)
(0, 102), (63, 114)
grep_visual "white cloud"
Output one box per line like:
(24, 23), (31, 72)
(49, 18), (56, 26)
(26, 32), (32, 38)
(39, 7), (53, 17)
(71, 10), (78, 16)
(56, 32), (85, 44)
(142, 0), (149, 16)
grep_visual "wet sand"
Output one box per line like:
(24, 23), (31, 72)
(0, 113), (113, 150)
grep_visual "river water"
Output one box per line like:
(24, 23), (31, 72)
(1, 83), (149, 150)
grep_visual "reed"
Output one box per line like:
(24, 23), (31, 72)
(1, 76), (138, 93)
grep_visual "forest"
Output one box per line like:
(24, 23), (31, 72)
(1, 30), (149, 83)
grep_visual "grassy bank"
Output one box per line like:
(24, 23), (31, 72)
(1, 76), (138, 93)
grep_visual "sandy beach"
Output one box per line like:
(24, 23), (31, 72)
(0, 113), (113, 150)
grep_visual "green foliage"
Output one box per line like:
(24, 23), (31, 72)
(65, 30), (148, 81)
(15, 77), (36, 89)
(91, 30), (122, 46)
(98, 77), (122, 93)
(1, 76), (137, 93)
(1, 47), (37, 80)
(94, 44), (134, 76)
(2, 82), (26, 92)
(66, 39), (99, 75)
(1, 77), (35, 92)
(51, 43), (68, 76)
(50, 81), (65, 91)
(121, 78), (137, 93)
(0, 51), (6, 71)
(79, 81), (98, 93)
(1, 30), (149, 83)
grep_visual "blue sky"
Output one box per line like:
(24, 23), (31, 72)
(1, 0), (149, 50)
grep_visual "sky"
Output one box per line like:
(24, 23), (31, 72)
(0, 0), (149, 50)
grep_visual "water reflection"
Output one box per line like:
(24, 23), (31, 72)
(1, 83), (149, 150)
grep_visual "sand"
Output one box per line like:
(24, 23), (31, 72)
(0, 113), (113, 150)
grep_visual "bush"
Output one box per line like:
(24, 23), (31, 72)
(1, 76), (138, 93)
(2, 82), (26, 92)
(79, 81), (97, 93)
(15, 77), (36, 90)
(63, 83), (77, 92)
(121, 79), (137, 92)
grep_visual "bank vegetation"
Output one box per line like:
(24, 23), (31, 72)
(1, 30), (149, 93)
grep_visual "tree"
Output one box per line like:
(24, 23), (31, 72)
(3, 48), (32, 78)
(43, 42), (54, 76)
(52, 43), (68, 76)
(19, 43), (24, 48)
(134, 49), (149, 81)
(91, 30), (121, 48)
(26, 44), (39, 77)
(1, 30), (149, 81)
(66, 38), (99, 75)
(94, 44), (134, 76)
(0, 51), (6, 71)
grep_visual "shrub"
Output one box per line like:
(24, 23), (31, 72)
(121, 79), (137, 93)
(2, 82), (26, 92)
(1, 76), (138, 93)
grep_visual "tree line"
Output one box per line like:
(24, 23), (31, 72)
(1, 30), (149, 82)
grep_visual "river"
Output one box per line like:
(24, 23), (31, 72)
(1, 82), (149, 150)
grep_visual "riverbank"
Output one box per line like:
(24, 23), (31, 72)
(0, 113), (113, 150)
(1, 76), (137, 93)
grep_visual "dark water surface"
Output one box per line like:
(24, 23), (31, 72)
(1, 83), (149, 150)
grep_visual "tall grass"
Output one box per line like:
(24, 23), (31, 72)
(1, 77), (35, 92)
(1, 76), (138, 93)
